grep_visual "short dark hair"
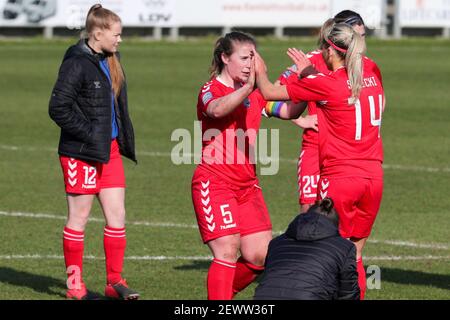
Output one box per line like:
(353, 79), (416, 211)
(334, 10), (365, 27)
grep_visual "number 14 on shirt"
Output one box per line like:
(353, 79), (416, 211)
(353, 94), (383, 140)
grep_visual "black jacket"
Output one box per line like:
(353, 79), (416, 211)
(254, 210), (360, 300)
(49, 39), (136, 163)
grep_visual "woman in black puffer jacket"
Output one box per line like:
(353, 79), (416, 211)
(254, 198), (360, 300)
(49, 4), (138, 300)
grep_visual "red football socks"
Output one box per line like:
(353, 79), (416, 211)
(356, 258), (366, 300)
(103, 226), (126, 285)
(207, 259), (236, 300)
(63, 227), (85, 289)
(232, 257), (264, 296)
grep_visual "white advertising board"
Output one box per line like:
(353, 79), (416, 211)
(0, 0), (384, 29)
(0, 0), (176, 28)
(176, 0), (331, 27)
(399, 0), (450, 27)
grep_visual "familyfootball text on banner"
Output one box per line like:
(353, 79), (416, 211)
(0, 0), (384, 29)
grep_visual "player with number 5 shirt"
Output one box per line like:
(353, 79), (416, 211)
(191, 32), (273, 300)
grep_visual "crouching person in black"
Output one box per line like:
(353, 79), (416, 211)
(254, 198), (360, 300)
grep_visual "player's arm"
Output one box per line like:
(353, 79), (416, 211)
(206, 57), (256, 119)
(49, 58), (93, 142)
(264, 101), (307, 119)
(205, 82), (254, 119)
(264, 66), (311, 120)
(254, 54), (290, 101)
(255, 49), (316, 101)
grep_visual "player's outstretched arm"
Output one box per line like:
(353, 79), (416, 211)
(254, 52), (289, 101)
(265, 101), (307, 120)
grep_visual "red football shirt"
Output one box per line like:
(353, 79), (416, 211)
(286, 64), (384, 179)
(279, 51), (383, 149)
(196, 77), (266, 187)
(278, 50), (328, 147)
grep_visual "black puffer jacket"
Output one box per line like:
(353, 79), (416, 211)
(254, 210), (360, 300)
(49, 39), (136, 163)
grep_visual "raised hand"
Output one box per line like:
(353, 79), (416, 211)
(247, 55), (256, 88)
(287, 48), (312, 75)
(254, 51), (267, 76)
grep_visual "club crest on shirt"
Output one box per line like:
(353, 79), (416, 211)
(202, 92), (213, 105)
(243, 98), (250, 108)
(282, 64), (297, 78)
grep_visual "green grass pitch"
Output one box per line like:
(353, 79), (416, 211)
(0, 37), (449, 299)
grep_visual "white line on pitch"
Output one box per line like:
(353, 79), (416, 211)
(1, 210), (449, 251)
(0, 211), (198, 229)
(0, 254), (448, 262)
(1, 144), (449, 173)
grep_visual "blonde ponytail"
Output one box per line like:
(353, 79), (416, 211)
(345, 31), (365, 104)
(321, 23), (366, 104)
(317, 18), (335, 49)
(107, 54), (125, 99)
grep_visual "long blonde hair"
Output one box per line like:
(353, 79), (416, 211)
(322, 23), (366, 104)
(317, 18), (335, 49)
(85, 4), (124, 98)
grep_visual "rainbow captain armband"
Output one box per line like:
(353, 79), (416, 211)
(264, 101), (284, 118)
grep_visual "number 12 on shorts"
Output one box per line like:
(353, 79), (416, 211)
(82, 166), (97, 188)
(353, 94), (383, 140)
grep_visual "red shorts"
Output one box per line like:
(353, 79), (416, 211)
(192, 167), (272, 243)
(59, 140), (126, 195)
(297, 147), (320, 205)
(318, 176), (383, 238)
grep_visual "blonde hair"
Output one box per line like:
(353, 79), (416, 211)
(317, 18), (335, 49)
(322, 23), (366, 104)
(85, 4), (124, 99)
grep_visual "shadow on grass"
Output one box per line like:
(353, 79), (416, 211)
(173, 261), (210, 271)
(0, 267), (101, 299)
(0, 267), (67, 298)
(380, 267), (450, 291)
